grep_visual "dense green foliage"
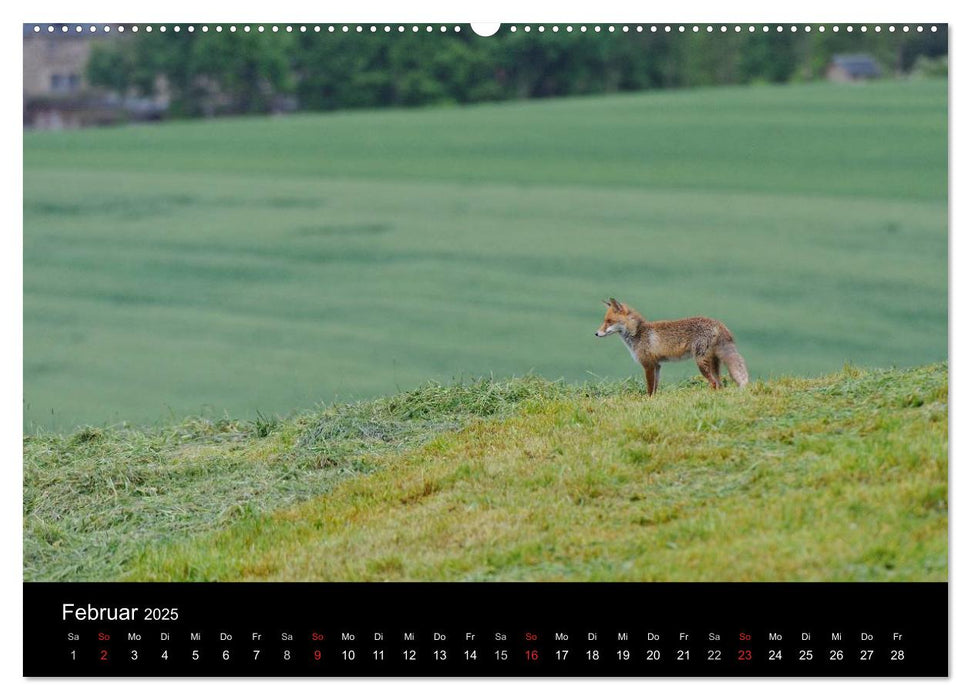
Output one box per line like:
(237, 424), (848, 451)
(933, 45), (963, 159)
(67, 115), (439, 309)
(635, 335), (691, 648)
(84, 26), (947, 116)
(24, 364), (947, 582)
(23, 79), (947, 430)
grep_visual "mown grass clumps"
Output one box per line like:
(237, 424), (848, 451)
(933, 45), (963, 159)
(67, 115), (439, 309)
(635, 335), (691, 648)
(297, 376), (635, 463)
(25, 365), (947, 582)
(123, 363), (946, 583)
(24, 375), (635, 581)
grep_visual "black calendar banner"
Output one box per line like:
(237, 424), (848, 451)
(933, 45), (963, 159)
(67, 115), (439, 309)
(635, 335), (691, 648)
(24, 582), (947, 677)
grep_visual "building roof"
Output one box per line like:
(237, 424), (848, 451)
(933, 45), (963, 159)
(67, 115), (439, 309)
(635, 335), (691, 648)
(831, 54), (882, 78)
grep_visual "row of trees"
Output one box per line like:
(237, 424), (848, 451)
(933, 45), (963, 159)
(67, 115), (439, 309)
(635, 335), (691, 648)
(86, 27), (948, 117)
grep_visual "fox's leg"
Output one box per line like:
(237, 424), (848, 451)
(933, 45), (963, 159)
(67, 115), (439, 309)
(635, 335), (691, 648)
(653, 365), (661, 394)
(644, 363), (658, 396)
(696, 356), (720, 390)
(711, 356), (721, 385)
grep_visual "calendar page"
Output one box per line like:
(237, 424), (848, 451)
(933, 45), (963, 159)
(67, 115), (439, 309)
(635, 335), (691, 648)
(22, 19), (948, 677)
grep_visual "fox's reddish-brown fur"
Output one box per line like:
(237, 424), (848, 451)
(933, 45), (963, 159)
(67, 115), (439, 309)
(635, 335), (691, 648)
(595, 298), (749, 396)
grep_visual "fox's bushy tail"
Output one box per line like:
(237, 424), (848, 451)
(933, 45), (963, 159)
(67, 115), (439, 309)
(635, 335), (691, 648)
(718, 343), (749, 387)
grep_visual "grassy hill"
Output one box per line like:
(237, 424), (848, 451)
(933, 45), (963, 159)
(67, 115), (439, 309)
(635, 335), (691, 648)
(24, 363), (947, 582)
(23, 79), (947, 431)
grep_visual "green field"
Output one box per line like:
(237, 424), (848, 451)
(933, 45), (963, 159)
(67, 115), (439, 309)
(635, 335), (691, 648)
(23, 79), (946, 432)
(24, 364), (947, 581)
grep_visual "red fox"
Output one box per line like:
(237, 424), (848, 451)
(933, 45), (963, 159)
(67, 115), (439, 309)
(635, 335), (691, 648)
(595, 298), (748, 396)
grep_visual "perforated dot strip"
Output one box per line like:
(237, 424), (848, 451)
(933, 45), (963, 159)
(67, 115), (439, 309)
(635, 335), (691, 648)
(30, 24), (940, 35)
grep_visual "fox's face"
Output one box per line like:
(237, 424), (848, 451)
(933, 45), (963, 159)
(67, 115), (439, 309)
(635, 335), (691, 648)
(595, 298), (629, 337)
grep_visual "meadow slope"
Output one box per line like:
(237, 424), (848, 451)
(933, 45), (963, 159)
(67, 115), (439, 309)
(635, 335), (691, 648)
(23, 79), (947, 431)
(24, 364), (947, 582)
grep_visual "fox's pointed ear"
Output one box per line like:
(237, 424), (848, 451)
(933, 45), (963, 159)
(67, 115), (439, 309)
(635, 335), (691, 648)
(602, 299), (612, 308)
(608, 297), (623, 311)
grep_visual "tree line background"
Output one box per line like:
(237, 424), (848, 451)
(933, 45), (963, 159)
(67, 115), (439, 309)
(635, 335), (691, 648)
(86, 27), (948, 117)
